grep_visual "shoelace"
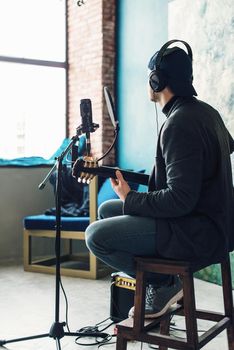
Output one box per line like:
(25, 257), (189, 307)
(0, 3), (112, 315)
(145, 286), (157, 305)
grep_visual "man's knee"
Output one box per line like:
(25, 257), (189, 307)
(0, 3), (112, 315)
(98, 199), (122, 219)
(85, 221), (106, 254)
(85, 221), (97, 251)
(98, 200), (113, 219)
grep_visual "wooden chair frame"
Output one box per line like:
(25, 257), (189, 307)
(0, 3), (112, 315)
(23, 177), (109, 279)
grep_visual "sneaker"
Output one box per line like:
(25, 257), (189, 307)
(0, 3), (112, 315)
(128, 275), (183, 319)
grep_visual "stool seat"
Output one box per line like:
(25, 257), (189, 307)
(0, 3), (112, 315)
(116, 255), (234, 350)
(135, 256), (223, 276)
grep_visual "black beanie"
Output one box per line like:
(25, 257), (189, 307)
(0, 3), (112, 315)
(148, 47), (197, 97)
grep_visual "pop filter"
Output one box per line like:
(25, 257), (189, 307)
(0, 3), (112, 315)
(96, 87), (119, 162)
(104, 86), (119, 131)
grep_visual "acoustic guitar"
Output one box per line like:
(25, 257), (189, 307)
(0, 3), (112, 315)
(72, 157), (149, 186)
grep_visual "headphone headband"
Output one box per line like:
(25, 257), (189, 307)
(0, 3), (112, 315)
(149, 39), (196, 95)
(155, 39), (193, 70)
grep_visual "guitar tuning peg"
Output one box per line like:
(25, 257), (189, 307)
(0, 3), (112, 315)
(77, 177), (82, 183)
(82, 178), (87, 184)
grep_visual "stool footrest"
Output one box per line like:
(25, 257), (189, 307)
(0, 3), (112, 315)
(119, 328), (192, 350)
(195, 309), (226, 322)
(117, 304), (182, 333)
(199, 316), (231, 348)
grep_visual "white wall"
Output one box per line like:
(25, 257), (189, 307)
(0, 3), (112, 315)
(0, 167), (54, 263)
(168, 0), (234, 136)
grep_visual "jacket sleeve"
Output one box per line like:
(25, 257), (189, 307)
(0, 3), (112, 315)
(228, 131), (234, 153)
(124, 120), (203, 218)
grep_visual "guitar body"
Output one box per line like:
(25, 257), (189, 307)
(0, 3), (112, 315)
(72, 158), (149, 186)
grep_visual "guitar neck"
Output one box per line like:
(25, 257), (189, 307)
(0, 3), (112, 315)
(80, 164), (149, 186)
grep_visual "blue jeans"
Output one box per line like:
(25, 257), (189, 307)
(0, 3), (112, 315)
(85, 199), (171, 286)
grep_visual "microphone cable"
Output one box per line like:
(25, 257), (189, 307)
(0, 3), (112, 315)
(74, 316), (116, 347)
(57, 273), (117, 348)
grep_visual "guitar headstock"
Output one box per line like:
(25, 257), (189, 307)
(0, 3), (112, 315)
(72, 156), (98, 184)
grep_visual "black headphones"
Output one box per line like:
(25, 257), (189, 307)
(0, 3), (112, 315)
(149, 39), (193, 93)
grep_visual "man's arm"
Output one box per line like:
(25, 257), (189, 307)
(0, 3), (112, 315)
(123, 120), (204, 218)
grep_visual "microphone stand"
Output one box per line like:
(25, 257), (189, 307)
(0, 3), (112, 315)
(0, 128), (100, 350)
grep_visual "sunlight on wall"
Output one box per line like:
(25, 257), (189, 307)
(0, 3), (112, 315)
(168, 0), (234, 136)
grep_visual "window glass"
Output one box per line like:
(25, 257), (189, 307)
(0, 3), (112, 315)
(0, 0), (66, 160)
(0, 0), (65, 61)
(0, 62), (66, 159)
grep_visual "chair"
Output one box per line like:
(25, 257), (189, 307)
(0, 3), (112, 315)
(23, 177), (114, 279)
(116, 255), (234, 349)
(23, 163), (144, 279)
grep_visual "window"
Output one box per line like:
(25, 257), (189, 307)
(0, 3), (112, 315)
(0, 0), (66, 159)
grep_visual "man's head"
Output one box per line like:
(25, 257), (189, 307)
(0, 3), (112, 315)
(148, 40), (197, 101)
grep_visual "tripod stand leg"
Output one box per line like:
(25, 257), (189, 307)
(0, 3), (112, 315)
(56, 338), (62, 350)
(0, 322), (67, 347)
(0, 333), (49, 346)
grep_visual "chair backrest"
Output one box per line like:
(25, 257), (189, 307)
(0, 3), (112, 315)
(97, 178), (119, 207)
(89, 176), (98, 223)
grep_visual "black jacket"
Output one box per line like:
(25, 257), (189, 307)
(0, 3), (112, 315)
(124, 97), (234, 263)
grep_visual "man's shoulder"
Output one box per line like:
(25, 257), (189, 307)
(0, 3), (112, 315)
(168, 96), (219, 125)
(171, 96), (207, 113)
(164, 98), (197, 127)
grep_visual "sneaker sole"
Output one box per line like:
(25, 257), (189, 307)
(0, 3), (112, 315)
(144, 289), (183, 319)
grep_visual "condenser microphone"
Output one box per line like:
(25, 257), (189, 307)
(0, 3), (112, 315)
(79, 99), (99, 155)
(80, 99), (95, 133)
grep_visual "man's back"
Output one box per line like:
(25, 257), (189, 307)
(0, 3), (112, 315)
(126, 97), (234, 262)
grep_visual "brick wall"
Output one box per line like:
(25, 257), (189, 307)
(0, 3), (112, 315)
(67, 0), (116, 165)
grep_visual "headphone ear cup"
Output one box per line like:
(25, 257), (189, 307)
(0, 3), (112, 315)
(149, 69), (167, 92)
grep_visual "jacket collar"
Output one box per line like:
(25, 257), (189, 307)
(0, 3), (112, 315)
(163, 96), (196, 118)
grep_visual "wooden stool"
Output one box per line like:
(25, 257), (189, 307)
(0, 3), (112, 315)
(116, 255), (234, 350)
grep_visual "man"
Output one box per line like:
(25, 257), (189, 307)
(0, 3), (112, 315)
(83, 40), (234, 318)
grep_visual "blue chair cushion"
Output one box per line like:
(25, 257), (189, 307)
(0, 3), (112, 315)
(24, 215), (90, 231)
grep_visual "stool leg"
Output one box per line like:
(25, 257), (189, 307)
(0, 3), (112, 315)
(158, 317), (170, 350)
(221, 258), (234, 350)
(133, 269), (147, 332)
(182, 273), (199, 349)
(116, 334), (127, 350)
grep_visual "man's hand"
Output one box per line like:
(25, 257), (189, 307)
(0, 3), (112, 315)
(110, 170), (131, 201)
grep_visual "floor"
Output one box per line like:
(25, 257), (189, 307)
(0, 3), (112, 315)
(0, 263), (232, 350)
